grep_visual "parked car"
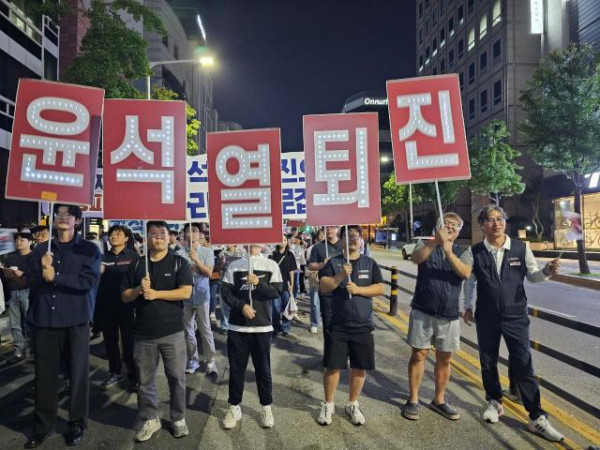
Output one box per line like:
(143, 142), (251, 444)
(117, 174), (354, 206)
(401, 236), (433, 260)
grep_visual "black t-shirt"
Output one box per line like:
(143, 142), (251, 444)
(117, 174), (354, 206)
(98, 248), (139, 304)
(308, 240), (344, 278)
(4, 252), (32, 291)
(269, 249), (297, 292)
(121, 252), (193, 340)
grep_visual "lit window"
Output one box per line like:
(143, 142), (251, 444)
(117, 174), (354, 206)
(493, 0), (502, 26)
(433, 38), (438, 56)
(419, 55), (424, 72)
(468, 28), (475, 51)
(449, 17), (455, 36)
(440, 28), (446, 47)
(458, 6), (464, 25)
(480, 14), (487, 38)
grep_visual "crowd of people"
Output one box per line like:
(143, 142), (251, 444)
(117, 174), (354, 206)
(0, 204), (566, 447)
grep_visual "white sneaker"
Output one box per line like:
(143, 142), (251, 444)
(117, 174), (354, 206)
(310, 326), (318, 334)
(209, 312), (217, 323)
(528, 416), (564, 442)
(482, 400), (504, 423)
(222, 405), (242, 430)
(172, 418), (189, 438)
(317, 401), (334, 425)
(260, 405), (274, 428)
(185, 360), (200, 374)
(345, 401), (366, 426)
(135, 418), (161, 442)
(206, 360), (218, 375)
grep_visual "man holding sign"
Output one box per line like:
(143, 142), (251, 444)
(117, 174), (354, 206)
(460, 206), (564, 442)
(317, 225), (384, 426)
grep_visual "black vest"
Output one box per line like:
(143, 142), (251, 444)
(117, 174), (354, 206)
(411, 244), (464, 319)
(472, 239), (528, 317)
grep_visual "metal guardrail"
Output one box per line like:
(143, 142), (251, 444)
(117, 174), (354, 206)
(377, 264), (600, 418)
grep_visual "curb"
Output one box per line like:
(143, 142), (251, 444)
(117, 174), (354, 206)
(550, 274), (600, 291)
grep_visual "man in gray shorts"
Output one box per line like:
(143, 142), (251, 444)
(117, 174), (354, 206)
(403, 212), (470, 421)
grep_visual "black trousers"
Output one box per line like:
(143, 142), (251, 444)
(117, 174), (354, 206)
(475, 313), (545, 420)
(227, 331), (272, 406)
(320, 294), (332, 333)
(34, 323), (90, 434)
(99, 301), (136, 381)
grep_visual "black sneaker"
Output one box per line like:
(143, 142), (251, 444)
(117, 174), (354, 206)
(430, 401), (460, 420)
(402, 401), (420, 420)
(101, 373), (123, 389)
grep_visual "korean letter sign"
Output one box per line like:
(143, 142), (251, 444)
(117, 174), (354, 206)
(102, 99), (187, 220)
(387, 74), (470, 184)
(5, 79), (104, 204)
(207, 129), (283, 245)
(303, 113), (381, 226)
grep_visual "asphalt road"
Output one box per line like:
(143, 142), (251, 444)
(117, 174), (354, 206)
(370, 248), (600, 413)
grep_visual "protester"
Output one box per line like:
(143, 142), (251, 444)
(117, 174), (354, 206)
(32, 226), (49, 246)
(220, 244), (282, 430)
(168, 230), (182, 253)
(2, 232), (33, 363)
(307, 225), (343, 333)
(218, 245), (246, 334)
(178, 223), (218, 375)
(96, 225), (140, 391)
(289, 236), (306, 299)
(459, 205), (564, 442)
(306, 229), (325, 333)
(317, 225), (384, 426)
(121, 221), (193, 442)
(25, 205), (101, 448)
(402, 213), (465, 421)
(269, 235), (297, 336)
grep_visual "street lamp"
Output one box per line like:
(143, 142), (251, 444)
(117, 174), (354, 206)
(146, 57), (215, 99)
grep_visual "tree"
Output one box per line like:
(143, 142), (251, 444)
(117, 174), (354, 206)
(63, 0), (166, 99)
(152, 87), (201, 156)
(382, 173), (411, 241)
(520, 43), (600, 273)
(417, 180), (466, 212)
(469, 120), (525, 206)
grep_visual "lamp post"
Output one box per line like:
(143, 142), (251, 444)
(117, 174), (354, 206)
(146, 57), (214, 99)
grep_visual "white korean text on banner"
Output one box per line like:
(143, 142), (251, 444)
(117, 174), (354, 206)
(281, 152), (306, 220)
(186, 154), (209, 221)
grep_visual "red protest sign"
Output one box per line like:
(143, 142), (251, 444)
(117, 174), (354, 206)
(303, 113), (381, 226)
(5, 79), (104, 204)
(102, 99), (187, 220)
(387, 74), (470, 184)
(207, 129), (283, 245)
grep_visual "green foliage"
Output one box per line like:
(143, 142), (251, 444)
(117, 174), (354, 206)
(29, 0), (71, 24)
(520, 43), (600, 183)
(469, 120), (525, 205)
(416, 180), (466, 209)
(63, 0), (166, 99)
(381, 173), (409, 216)
(152, 87), (201, 156)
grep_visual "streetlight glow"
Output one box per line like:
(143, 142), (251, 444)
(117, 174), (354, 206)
(199, 56), (214, 66)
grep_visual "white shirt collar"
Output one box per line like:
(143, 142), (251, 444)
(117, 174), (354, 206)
(483, 235), (511, 252)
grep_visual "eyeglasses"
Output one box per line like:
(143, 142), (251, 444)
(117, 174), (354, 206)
(443, 220), (461, 229)
(484, 217), (506, 224)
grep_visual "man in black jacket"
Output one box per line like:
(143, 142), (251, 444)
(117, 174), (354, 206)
(220, 244), (282, 430)
(317, 225), (384, 427)
(402, 213), (465, 422)
(25, 205), (101, 448)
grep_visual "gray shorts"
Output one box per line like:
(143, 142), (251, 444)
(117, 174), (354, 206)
(407, 308), (460, 353)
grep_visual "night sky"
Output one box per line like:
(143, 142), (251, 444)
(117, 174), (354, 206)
(199, 1), (416, 151)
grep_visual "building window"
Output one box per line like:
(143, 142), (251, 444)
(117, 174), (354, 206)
(458, 5), (464, 25)
(480, 90), (488, 113)
(449, 48), (455, 68)
(469, 98), (476, 120)
(440, 28), (446, 47)
(468, 0), (475, 15)
(425, 0), (429, 7)
(433, 38), (438, 56)
(493, 38), (502, 60)
(419, 55), (424, 72)
(449, 17), (455, 36)
(468, 62), (475, 84)
(493, 0), (502, 26)
(480, 51), (487, 73)
(426, 46), (430, 64)
(162, 35), (169, 47)
(458, 39), (464, 59)
(459, 72), (464, 91)
(173, 45), (179, 59)
(494, 80), (502, 105)
(425, 19), (430, 34)
(419, 28), (423, 44)
(440, 58), (446, 73)
(419, 2), (423, 17)
(468, 28), (475, 51)
(440, 0), (446, 13)
(433, 67), (438, 75)
(432, 8), (437, 26)
(480, 14), (487, 38)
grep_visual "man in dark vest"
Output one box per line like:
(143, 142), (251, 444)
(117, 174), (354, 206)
(460, 205), (563, 442)
(403, 212), (468, 421)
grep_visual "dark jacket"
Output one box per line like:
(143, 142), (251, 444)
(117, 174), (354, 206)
(472, 239), (528, 317)
(97, 248), (139, 305)
(411, 244), (464, 319)
(27, 234), (101, 328)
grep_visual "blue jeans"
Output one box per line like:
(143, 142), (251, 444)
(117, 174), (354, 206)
(9, 289), (29, 354)
(309, 286), (320, 328)
(209, 282), (220, 314)
(272, 290), (291, 333)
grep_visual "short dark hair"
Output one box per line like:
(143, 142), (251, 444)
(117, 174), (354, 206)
(108, 224), (129, 237)
(477, 205), (507, 225)
(169, 229), (179, 237)
(32, 225), (49, 234)
(146, 221), (169, 232)
(15, 232), (33, 241)
(182, 223), (204, 233)
(340, 225), (362, 240)
(53, 204), (82, 221)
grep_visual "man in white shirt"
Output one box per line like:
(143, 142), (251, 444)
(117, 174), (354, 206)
(458, 205), (563, 442)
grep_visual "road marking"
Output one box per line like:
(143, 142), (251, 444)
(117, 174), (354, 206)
(528, 305), (576, 319)
(373, 298), (600, 448)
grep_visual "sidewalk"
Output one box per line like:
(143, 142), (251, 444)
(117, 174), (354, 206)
(1, 300), (598, 449)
